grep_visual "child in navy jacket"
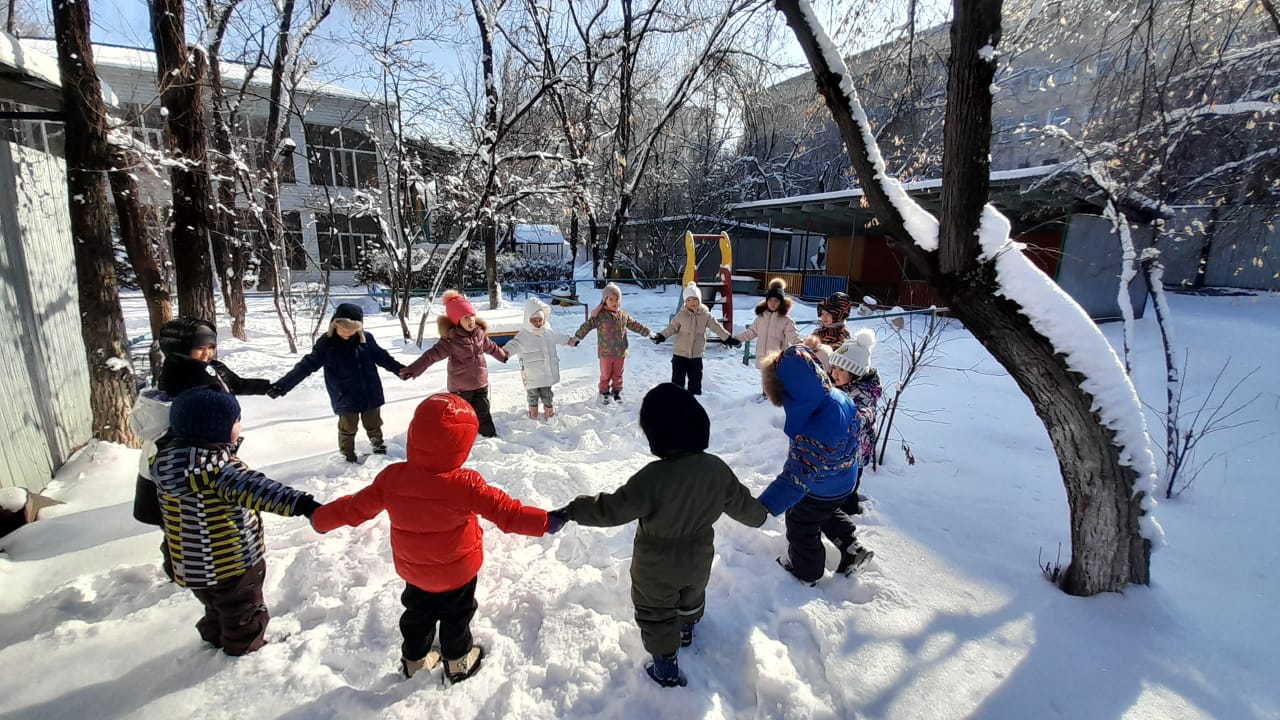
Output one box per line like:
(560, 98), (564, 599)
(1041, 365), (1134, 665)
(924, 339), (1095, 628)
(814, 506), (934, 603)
(271, 303), (405, 462)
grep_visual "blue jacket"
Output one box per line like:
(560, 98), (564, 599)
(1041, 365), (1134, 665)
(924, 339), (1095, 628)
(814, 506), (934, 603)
(277, 331), (405, 414)
(758, 347), (861, 515)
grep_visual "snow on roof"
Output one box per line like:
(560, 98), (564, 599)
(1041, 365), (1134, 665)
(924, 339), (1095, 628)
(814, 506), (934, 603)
(512, 224), (567, 245)
(623, 214), (816, 235)
(2, 32), (118, 107)
(727, 165), (1063, 212)
(21, 38), (376, 104)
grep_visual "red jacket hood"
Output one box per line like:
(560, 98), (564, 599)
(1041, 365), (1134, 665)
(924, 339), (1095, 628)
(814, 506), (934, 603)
(407, 393), (478, 472)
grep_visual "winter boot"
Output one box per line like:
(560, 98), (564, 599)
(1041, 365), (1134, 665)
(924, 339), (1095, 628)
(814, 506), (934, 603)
(680, 623), (695, 648)
(836, 544), (874, 576)
(543, 406), (555, 419)
(342, 451), (358, 463)
(444, 646), (484, 684)
(401, 649), (441, 679)
(600, 392), (611, 406)
(612, 389), (623, 403)
(776, 556), (817, 587)
(529, 406), (539, 420)
(371, 443), (387, 455)
(644, 653), (687, 688)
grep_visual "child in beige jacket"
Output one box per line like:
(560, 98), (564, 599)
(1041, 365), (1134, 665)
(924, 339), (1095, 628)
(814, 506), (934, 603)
(653, 282), (740, 395)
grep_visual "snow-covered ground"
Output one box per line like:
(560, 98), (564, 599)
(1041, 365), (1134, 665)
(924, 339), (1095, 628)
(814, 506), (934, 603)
(1, 283), (1277, 720)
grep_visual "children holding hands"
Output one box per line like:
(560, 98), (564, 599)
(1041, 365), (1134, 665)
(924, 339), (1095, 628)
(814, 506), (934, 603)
(502, 296), (574, 419)
(400, 290), (509, 437)
(734, 278), (803, 373)
(569, 282), (655, 404)
(547, 383), (767, 687)
(311, 393), (562, 683)
(652, 282), (740, 395)
(269, 303), (406, 462)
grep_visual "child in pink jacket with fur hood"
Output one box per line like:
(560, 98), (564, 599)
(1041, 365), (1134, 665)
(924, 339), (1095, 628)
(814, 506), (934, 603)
(401, 290), (509, 437)
(734, 278), (804, 371)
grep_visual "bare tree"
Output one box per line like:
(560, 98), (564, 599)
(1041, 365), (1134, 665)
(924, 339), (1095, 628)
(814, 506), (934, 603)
(151, 0), (218, 323)
(777, 0), (1158, 595)
(51, 0), (139, 445)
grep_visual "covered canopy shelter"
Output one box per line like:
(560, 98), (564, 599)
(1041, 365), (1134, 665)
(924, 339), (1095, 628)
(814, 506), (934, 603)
(727, 165), (1149, 320)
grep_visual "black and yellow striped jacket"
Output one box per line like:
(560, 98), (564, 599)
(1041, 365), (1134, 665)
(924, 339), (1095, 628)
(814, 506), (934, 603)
(152, 443), (313, 589)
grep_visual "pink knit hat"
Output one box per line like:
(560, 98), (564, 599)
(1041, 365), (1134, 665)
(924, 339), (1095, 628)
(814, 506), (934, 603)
(442, 290), (476, 324)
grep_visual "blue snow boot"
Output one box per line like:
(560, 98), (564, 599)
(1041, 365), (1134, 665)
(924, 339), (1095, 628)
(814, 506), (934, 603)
(645, 653), (687, 688)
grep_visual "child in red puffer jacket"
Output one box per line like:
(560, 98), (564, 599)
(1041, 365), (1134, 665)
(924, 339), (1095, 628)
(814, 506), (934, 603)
(311, 393), (563, 683)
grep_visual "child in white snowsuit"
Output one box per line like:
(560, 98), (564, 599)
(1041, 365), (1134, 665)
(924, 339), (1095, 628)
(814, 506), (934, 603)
(652, 282), (741, 395)
(503, 296), (574, 419)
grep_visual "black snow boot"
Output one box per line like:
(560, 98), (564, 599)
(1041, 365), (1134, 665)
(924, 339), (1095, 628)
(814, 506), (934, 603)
(645, 653), (687, 688)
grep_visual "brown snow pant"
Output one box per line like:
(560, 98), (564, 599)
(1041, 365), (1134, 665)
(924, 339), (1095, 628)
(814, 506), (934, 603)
(337, 407), (385, 456)
(191, 559), (269, 656)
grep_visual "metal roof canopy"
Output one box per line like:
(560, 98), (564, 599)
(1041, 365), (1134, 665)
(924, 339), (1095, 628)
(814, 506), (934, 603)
(727, 165), (1099, 235)
(1, 32), (63, 111)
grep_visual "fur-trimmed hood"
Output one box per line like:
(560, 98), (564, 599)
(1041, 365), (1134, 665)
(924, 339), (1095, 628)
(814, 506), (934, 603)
(437, 313), (489, 341)
(755, 295), (793, 316)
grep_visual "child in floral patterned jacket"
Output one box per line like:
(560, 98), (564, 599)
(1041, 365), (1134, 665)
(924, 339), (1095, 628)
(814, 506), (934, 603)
(569, 283), (655, 404)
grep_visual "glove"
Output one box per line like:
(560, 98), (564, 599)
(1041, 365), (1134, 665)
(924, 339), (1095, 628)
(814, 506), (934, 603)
(725, 337), (742, 348)
(546, 508), (571, 534)
(266, 383), (287, 398)
(652, 333), (665, 344)
(295, 495), (320, 518)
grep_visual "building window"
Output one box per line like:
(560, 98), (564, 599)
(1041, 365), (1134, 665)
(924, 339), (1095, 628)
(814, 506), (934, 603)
(316, 213), (380, 270)
(1047, 107), (1071, 127)
(992, 116), (1017, 138)
(1092, 51), (1115, 78)
(121, 102), (165, 151)
(236, 117), (297, 184)
(284, 212), (307, 270)
(305, 124), (379, 189)
(1021, 68), (1048, 93)
(1, 101), (65, 157)
(1052, 66), (1075, 85)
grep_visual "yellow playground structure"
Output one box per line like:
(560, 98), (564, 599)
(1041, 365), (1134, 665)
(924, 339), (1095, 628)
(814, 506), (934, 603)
(681, 230), (735, 332)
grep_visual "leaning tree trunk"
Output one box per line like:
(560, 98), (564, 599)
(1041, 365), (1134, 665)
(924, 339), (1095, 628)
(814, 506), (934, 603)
(151, 0), (218, 323)
(775, 0), (1152, 594)
(52, 0), (139, 445)
(108, 146), (172, 342)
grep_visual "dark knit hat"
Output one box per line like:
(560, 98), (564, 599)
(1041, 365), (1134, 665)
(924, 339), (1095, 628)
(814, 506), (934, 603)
(158, 317), (217, 357)
(764, 278), (787, 303)
(639, 383), (710, 458)
(334, 303), (364, 323)
(169, 387), (241, 444)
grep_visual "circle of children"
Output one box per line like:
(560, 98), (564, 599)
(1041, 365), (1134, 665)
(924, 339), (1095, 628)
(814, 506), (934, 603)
(127, 279), (882, 689)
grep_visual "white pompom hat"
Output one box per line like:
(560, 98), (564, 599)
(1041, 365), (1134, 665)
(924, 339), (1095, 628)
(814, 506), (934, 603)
(682, 282), (700, 302)
(830, 328), (877, 376)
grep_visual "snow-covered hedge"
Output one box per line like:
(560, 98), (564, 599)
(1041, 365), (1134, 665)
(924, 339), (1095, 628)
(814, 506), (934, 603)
(357, 251), (570, 290)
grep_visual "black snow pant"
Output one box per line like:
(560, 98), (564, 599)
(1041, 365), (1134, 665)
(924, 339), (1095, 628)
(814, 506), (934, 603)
(784, 494), (857, 583)
(670, 356), (705, 395)
(455, 387), (497, 437)
(630, 539), (712, 657)
(190, 559), (269, 656)
(399, 576), (479, 662)
(839, 466), (865, 516)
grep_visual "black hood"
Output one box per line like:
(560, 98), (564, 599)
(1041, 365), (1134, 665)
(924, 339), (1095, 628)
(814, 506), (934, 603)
(157, 354), (225, 396)
(334, 303), (364, 322)
(639, 383), (710, 458)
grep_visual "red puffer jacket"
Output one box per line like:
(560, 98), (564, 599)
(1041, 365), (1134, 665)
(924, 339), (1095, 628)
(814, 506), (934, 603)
(312, 393), (549, 592)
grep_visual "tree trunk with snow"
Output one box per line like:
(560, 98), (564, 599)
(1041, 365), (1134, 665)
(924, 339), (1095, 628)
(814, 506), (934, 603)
(151, 0), (218, 323)
(776, 0), (1152, 594)
(1141, 250), (1182, 499)
(108, 146), (172, 340)
(52, 0), (139, 445)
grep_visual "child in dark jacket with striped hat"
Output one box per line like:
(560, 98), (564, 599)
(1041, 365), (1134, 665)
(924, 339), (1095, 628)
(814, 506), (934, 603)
(270, 303), (406, 462)
(153, 388), (320, 656)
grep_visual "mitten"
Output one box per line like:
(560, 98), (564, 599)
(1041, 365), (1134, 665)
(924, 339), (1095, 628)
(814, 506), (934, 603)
(294, 495), (320, 518)
(546, 508), (571, 534)
(725, 337), (742, 348)
(266, 383), (287, 398)
(652, 333), (666, 344)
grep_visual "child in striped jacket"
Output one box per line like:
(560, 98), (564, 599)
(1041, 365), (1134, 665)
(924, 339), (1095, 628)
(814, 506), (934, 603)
(153, 387), (320, 656)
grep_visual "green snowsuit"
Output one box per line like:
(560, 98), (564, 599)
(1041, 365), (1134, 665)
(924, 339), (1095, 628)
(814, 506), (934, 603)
(567, 451), (767, 656)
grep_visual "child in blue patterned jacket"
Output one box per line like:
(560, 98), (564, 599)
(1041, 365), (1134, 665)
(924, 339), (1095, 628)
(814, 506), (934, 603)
(757, 345), (864, 584)
(153, 387), (320, 656)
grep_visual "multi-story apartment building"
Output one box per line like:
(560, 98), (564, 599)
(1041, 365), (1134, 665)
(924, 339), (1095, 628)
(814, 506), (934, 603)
(4, 39), (393, 285)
